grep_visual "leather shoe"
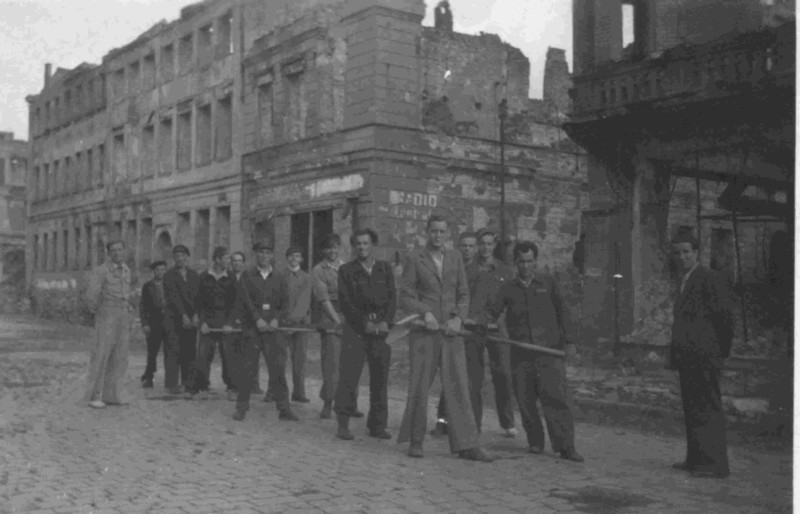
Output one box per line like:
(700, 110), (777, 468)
(528, 446), (544, 455)
(458, 447), (494, 463)
(560, 449), (585, 463)
(408, 442), (424, 458)
(336, 427), (354, 440)
(320, 402), (332, 419)
(292, 396), (311, 403)
(691, 469), (729, 479)
(232, 410), (246, 421)
(350, 410), (365, 418)
(141, 378), (154, 389)
(88, 400), (106, 409)
(429, 421), (448, 436)
(672, 461), (692, 471)
(503, 427), (518, 438)
(369, 429), (392, 440)
(278, 409), (299, 421)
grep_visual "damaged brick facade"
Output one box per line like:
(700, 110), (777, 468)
(566, 1), (794, 354)
(239, 0), (586, 277)
(0, 131), (27, 286)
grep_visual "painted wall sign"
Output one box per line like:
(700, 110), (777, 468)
(305, 173), (364, 199)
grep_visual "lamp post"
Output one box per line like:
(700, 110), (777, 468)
(498, 98), (508, 262)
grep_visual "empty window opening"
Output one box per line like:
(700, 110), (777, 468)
(159, 114), (174, 175)
(195, 103), (212, 166)
(176, 107), (192, 171)
(215, 95), (232, 161)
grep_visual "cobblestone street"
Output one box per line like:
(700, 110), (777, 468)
(0, 315), (791, 513)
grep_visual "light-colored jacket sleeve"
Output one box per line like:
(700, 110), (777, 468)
(452, 253), (469, 320)
(85, 265), (104, 313)
(399, 252), (430, 317)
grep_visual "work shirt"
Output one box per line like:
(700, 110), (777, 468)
(196, 269), (237, 328)
(235, 267), (284, 328)
(86, 261), (131, 312)
(467, 257), (515, 319)
(279, 267), (312, 325)
(483, 274), (569, 350)
(312, 260), (343, 304)
(338, 259), (397, 337)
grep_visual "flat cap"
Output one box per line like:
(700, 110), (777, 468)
(172, 244), (190, 256)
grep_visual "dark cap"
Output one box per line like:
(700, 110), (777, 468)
(150, 260), (167, 270)
(252, 240), (273, 252)
(285, 246), (304, 258)
(172, 244), (190, 256)
(476, 228), (497, 240)
(320, 233), (341, 250)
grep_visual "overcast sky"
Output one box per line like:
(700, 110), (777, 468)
(0, 0), (572, 141)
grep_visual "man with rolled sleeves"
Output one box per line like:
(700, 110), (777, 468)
(231, 240), (297, 421)
(670, 234), (733, 479)
(311, 234), (345, 419)
(397, 214), (492, 462)
(84, 240), (133, 408)
(334, 228), (396, 441)
(163, 244), (200, 395)
(482, 241), (583, 462)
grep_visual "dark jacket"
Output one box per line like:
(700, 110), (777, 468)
(234, 268), (285, 329)
(467, 258), (515, 320)
(163, 267), (200, 321)
(338, 259), (397, 337)
(670, 266), (734, 369)
(483, 274), (569, 350)
(196, 270), (238, 328)
(139, 279), (166, 329)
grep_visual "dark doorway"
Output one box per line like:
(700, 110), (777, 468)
(290, 209), (333, 271)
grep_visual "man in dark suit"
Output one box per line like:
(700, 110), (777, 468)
(670, 234), (733, 479)
(139, 260), (168, 388)
(163, 245), (200, 395)
(231, 240), (297, 422)
(397, 214), (492, 462)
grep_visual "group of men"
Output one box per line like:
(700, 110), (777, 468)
(82, 213), (732, 475)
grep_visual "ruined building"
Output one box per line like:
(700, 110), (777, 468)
(565, 0), (794, 353)
(25, 0), (584, 313)
(0, 132), (27, 285)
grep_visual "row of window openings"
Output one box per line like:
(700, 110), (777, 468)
(32, 207), (231, 272)
(33, 12), (232, 132)
(34, 77), (104, 134)
(31, 96), (232, 201)
(110, 12), (233, 100)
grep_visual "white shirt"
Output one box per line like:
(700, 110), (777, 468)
(257, 266), (273, 280)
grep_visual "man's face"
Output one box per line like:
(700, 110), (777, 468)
(354, 235), (372, 260)
(323, 244), (340, 262)
(287, 252), (303, 269)
(459, 236), (477, 262)
(256, 249), (273, 268)
(153, 264), (167, 280)
(673, 242), (698, 271)
(173, 251), (189, 268)
(215, 253), (230, 270)
(515, 250), (536, 279)
(231, 254), (245, 273)
(478, 234), (496, 260)
(108, 243), (126, 264)
(427, 221), (448, 250)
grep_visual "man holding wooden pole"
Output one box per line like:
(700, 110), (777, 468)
(481, 241), (584, 462)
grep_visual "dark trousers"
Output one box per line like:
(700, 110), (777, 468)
(287, 332), (307, 399)
(205, 337), (234, 391)
(188, 332), (229, 392)
(334, 325), (391, 432)
(164, 320), (197, 389)
(234, 329), (289, 412)
(436, 338), (516, 431)
(141, 319), (167, 381)
(512, 349), (576, 452)
(679, 368), (730, 474)
(319, 331), (341, 402)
